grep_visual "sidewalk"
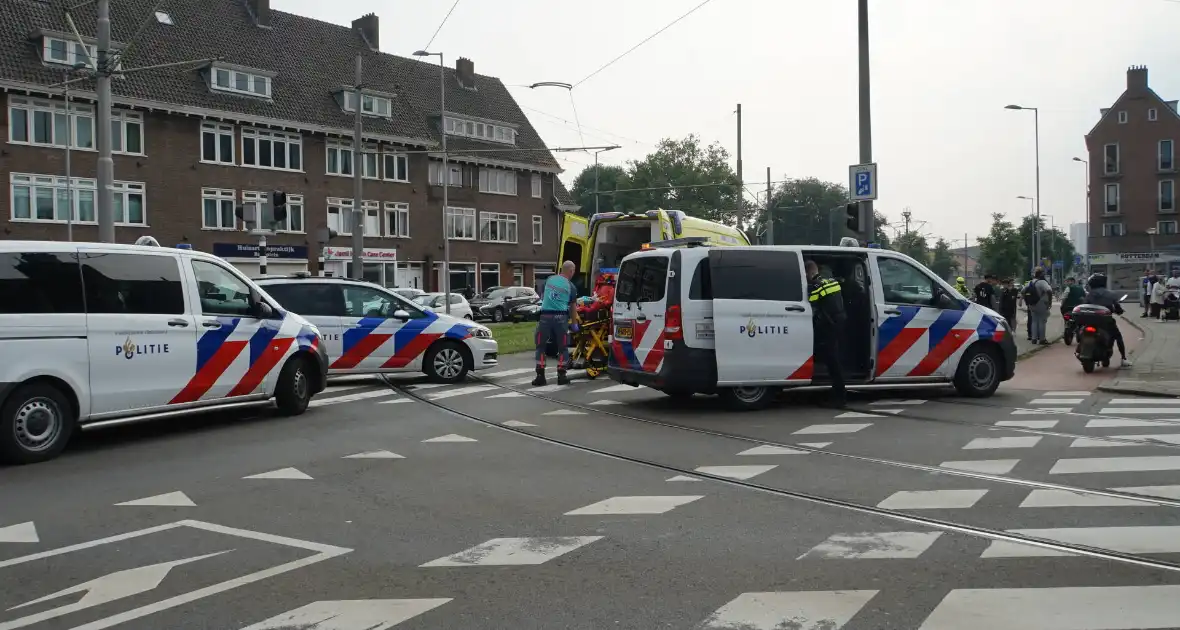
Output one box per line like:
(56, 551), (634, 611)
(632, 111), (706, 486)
(1013, 308), (1065, 359)
(1097, 313), (1180, 397)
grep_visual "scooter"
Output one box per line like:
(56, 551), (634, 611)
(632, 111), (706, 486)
(1073, 295), (1127, 373)
(1165, 289), (1180, 321)
(1062, 309), (1076, 346)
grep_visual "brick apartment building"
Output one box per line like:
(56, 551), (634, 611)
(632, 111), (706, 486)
(1085, 65), (1180, 289)
(0, 0), (579, 292)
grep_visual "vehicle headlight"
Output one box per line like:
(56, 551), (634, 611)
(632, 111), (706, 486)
(471, 326), (492, 339)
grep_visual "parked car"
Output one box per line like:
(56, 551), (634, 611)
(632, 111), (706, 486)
(510, 296), (542, 322)
(414, 292), (475, 320)
(390, 287), (426, 301)
(470, 286), (540, 323)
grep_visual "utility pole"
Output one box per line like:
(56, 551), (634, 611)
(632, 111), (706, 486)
(735, 103), (743, 231)
(64, 80), (74, 242)
(901, 208), (911, 237)
(963, 233), (969, 279)
(94, 0), (115, 243)
(351, 54), (364, 280)
(857, 0), (874, 243)
(765, 167), (773, 245)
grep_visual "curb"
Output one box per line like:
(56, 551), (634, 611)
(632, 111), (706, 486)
(1096, 314), (1162, 396)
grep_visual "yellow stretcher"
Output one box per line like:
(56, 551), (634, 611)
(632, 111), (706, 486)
(570, 307), (611, 378)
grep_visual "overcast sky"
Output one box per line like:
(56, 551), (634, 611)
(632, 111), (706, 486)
(278, 0), (1180, 246)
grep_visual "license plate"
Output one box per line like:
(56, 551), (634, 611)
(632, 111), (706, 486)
(615, 325), (633, 340)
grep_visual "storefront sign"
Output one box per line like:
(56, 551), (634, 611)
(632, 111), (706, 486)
(212, 243), (308, 259)
(322, 246), (398, 261)
(1088, 252), (1180, 265)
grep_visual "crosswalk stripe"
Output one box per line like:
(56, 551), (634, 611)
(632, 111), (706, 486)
(591, 384), (639, 394)
(981, 525), (1180, 557)
(800, 531), (942, 559)
(1011, 408), (1072, 414)
(1099, 408), (1180, 415)
(1019, 489), (1157, 508)
(1050, 455), (1180, 474)
(996, 420), (1059, 428)
(1030, 397), (1083, 405)
(1086, 418), (1180, 428)
(1070, 434), (1180, 447)
(1040, 391), (1091, 397)
(1109, 398), (1180, 405)
(310, 390), (398, 407)
(481, 367), (539, 379)
(700, 590), (878, 630)
(919, 585), (1180, 630)
(426, 384), (499, 400)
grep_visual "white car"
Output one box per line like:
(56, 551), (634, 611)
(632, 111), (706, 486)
(415, 292), (474, 320)
(390, 287), (426, 301)
(257, 277), (497, 383)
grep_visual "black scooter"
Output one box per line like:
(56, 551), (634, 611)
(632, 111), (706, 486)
(1062, 309), (1076, 346)
(1073, 295), (1127, 373)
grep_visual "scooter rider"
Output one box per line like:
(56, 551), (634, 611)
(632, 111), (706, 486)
(1061, 276), (1085, 319)
(1084, 273), (1132, 368)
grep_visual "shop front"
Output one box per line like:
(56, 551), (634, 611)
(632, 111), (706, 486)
(212, 242), (309, 277)
(1088, 251), (1180, 289)
(322, 246), (424, 289)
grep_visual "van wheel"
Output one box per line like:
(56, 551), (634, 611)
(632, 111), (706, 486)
(720, 386), (779, 411)
(275, 356), (313, 416)
(0, 382), (75, 465)
(953, 344), (1001, 398)
(426, 341), (470, 383)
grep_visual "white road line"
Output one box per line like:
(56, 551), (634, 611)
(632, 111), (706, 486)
(528, 384), (565, 393)
(486, 392), (525, 399)
(421, 434), (478, 443)
(426, 384), (498, 400)
(877, 489), (989, 510)
(502, 420), (536, 427)
(793, 423), (872, 435)
(378, 398), (411, 405)
(798, 442), (832, 448)
(963, 436), (1042, 450)
(243, 467), (312, 480)
(309, 390), (398, 407)
(694, 465), (777, 480)
(591, 384), (640, 394)
(700, 590), (878, 630)
(589, 399), (623, 406)
(1041, 391), (1092, 397)
(115, 491), (195, 507)
(872, 409), (904, 415)
(918, 585), (1180, 630)
(666, 475), (700, 482)
(342, 451), (404, 459)
(1019, 489), (1158, 508)
(404, 383), (447, 390)
(1099, 408), (1180, 415)
(420, 536), (602, 567)
(1111, 485), (1180, 499)
(834, 411), (881, 419)
(1030, 398), (1084, 405)
(737, 445), (809, 456)
(0, 522), (38, 543)
(982, 525), (1180, 558)
(799, 531), (942, 559)
(1109, 398), (1180, 405)
(1069, 434), (1180, 447)
(542, 409), (586, 416)
(996, 420), (1059, 428)
(564, 495), (704, 515)
(940, 459), (1020, 474)
(1050, 455), (1180, 474)
(239, 599), (452, 630)
(1086, 418), (1180, 428)
(869, 399), (926, 405)
(481, 367), (538, 379)
(1011, 407), (1072, 414)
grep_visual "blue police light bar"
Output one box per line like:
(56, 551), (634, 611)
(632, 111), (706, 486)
(176, 243), (193, 250)
(641, 236), (710, 250)
(867, 242), (881, 249)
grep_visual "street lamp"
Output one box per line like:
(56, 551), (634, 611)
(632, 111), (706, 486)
(1007, 104), (1042, 269)
(413, 49), (452, 314)
(1017, 195), (1036, 271)
(1072, 157), (1090, 275)
(1148, 227), (1159, 274)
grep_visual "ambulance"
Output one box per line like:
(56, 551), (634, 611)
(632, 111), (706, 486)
(0, 240), (329, 465)
(608, 238), (1017, 409)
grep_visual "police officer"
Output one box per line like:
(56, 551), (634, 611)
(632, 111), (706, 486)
(806, 259), (847, 407)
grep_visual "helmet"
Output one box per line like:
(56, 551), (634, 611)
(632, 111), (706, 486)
(956, 276), (965, 284)
(1088, 273), (1107, 289)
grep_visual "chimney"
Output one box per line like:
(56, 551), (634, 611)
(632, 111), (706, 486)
(246, 0), (271, 27)
(456, 57), (476, 89)
(1128, 65), (1148, 91)
(353, 13), (379, 51)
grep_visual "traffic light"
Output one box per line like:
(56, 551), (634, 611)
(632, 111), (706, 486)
(845, 203), (860, 231)
(271, 190), (287, 223)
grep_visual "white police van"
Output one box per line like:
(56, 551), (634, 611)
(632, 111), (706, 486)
(608, 238), (1017, 409)
(0, 240), (329, 465)
(256, 275), (498, 384)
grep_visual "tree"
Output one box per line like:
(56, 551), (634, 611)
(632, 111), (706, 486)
(569, 164), (629, 217)
(624, 135), (740, 224)
(873, 211), (892, 250)
(1017, 216), (1076, 278)
(894, 232), (930, 263)
(977, 213), (1024, 279)
(929, 238), (961, 280)
(754, 177), (851, 245)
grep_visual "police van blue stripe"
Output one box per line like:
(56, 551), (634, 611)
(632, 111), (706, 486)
(196, 317), (241, 371)
(392, 311), (439, 352)
(247, 321), (282, 365)
(976, 315), (998, 341)
(877, 305), (920, 352)
(342, 317), (388, 354)
(444, 323), (471, 340)
(927, 309), (967, 350)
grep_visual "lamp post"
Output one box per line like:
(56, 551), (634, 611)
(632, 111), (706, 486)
(1006, 104), (1041, 269)
(1148, 227), (1159, 275)
(1017, 195), (1036, 274)
(1072, 157), (1090, 276)
(413, 49), (451, 314)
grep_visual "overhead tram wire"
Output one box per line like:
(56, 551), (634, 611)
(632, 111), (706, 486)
(509, 101), (652, 147)
(411, 0), (460, 66)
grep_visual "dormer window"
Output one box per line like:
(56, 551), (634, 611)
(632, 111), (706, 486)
(210, 65), (272, 98)
(444, 116), (515, 145)
(42, 36), (96, 69)
(341, 91), (392, 117)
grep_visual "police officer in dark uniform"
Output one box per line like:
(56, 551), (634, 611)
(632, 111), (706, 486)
(806, 259), (847, 407)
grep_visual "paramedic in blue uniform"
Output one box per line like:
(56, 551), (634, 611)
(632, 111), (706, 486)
(533, 260), (578, 387)
(806, 259), (847, 407)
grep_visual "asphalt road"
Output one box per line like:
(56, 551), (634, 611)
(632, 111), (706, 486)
(4, 358), (1180, 629)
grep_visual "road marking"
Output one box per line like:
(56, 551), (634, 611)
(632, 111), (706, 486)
(426, 384), (498, 400)
(115, 491), (195, 507)
(589, 399), (623, 406)
(486, 392), (525, 399)
(1086, 419), (1180, 428)
(737, 445), (809, 456)
(870, 399), (925, 405)
(799, 531), (942, 559)
(243, 467), (313, 480)
(694, 465), (777, 480)
(963, 436), (1042, 450)
(591, 384), (638, 394)
(1099, 408), (1180, 415)
(404, 383), (446, 390)
(502, 420), (536, 427)
(0, 522), (38, 544)
(421, 434), (477, 443)
(343, 451), (404, 459)
(666, 475), (699, 482)
(239, 599), (452, 629)
(1050, 456), (1180, 474)
(543, 409), (586, 416)
(309, 390), (398, 408)
(1019, 489), (1158, 508)
(528, 384), (565, 393)
(1111, 485), (1180, 499)
(1011, 408), (1072, 414)
(940, 459), (1020, 474)
(798, 442), (832, 448)
(981, 525), (1180, 558)
(918, 585), (1180, 630)
(1109, 398), (1180, 405)
(564, 495), (705, 515)
(1072, 434), (1180, 446)
(481, 367), (537, 379)
(377, 398), (410, 405)
(873, 409), (904, 415)
(794, 423), (872, 434)
(1030, 398), (1084, 405)
(420, 536), (602, 567)
(1042, 391), (1092, 397)
(834, 411), (881, 419)
(996, 420), (1059, 428)
(877, 489), (989, 510)
(700, 590), (878, 630)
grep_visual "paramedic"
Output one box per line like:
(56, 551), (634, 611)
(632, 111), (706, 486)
(806, 259), (847, 407)
(533, 260), (577, 387)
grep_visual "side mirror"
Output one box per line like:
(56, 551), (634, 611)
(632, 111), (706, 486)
(255, 301), (275, 319)
(935, 290), (962, 310)
(1119, 294), (1127, 302)
(391, 309), (411, 321)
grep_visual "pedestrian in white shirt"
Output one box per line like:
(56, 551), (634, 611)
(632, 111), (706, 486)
(1152, 276), (1166, 320)
(1167, 269), (1180, 290)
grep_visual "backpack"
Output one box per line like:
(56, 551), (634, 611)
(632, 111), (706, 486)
(1021, 280), (1040, 306)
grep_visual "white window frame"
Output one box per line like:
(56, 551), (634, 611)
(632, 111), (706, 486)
(385, 202), (410, 238)
(1161, 140), (1174, 171)
(446, 206), (476, 240)
(41, 36), (100, 70)
(277, 194), (305, 233)
(109, 110), (145, 155)
(512, 264), (524, 287)
(211, 66), (272, 98)
(1161, 180), (1175, 213)
(10, 173), (97, 224)
(327, 197), (353, 236)
(201, 122), (235, 164)
(1104, 143), (1120, 175)
(240, 127), (302, 172)
(1150, 108), (1159, 121)
(479, 263), (500, 292)
(532, 215), (543, 245)
(1104, 183), (1120, 214)
(530, 174), (542, 198)
(111, 181), (147, 226)
(8, 96), (96, 150)
(479, 211), (518, 243)
(479, 168), (517, 196)
(1117, 110), (1128, 124)
(363, 200), (380, 236)
(443, 116), (516, 145)
(430, 162), (462, 186)
(342, 91), (393, 118)
(361, 143), (379, 180)
(201, 187), (238, 230)
(1102, 222), (1125, 237)
(383, 152), (409, 182)
(241, 190), (266, 227)
(1159, 220), (1178, 236)
(326, 140), (354, 177)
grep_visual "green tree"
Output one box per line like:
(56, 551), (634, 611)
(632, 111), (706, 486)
(624, 135), (739, 223)
(755, 177), (851, 245)
(929, 238), (961, 280)
(569, 164), (630, 217)
(977, 213), (1024, 279)
(873, 211), (892, 250)
(1017, 216), (1076, 277)
(894, 232), (930, 263)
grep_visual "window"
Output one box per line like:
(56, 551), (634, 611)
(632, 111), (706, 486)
(1162, 180), (1175, 213)
(429, 162), (462, 186)
(341, 285), (394, 318)
(201, 122), (235, 164)
(689, 258), (713, 300)
(534, 264), (555, 289)
(479, 168), (517, 195)
(1104, 183), (1120, 214)
(446, 206), (476, 240)
(262, 283), (343, 316)
(342, 91), (393, 117)
(385, 202), (410, 238)
(1103, 222), (1125, 237)
(479, 211), (517, 243)
(201, 188), (237, 230)
(81, 252), (183, 314)
(11, 173), (96, 223)
(1159, 221), (1178, 236)
(211, 66), (271, 98)
(326, 140), (354, 176)
(278, 194), (305, 233)
(8, 97), (95, 149)
(191, 260), (254, 317)
(241, 190), (266, 226)
(327, 198), (353, 235)
(383, 152), (409, 182)
(41, 36), (96, 70)
(363, 200), (380, 236)
(708, 250), (802, 303)
(876, 257), (944, 308)
(1161, 140), (1174, 171)
(1118, 111), (1128, 124)
(110, 110), (143, 155)
(361, 143), (379, 179)
(1150, 108), (1159, 121)
(617, 256), (671, 303)
(111, 181), (146, 226)
(0, 252), (84, 314)
(532, 215), (543, 245)
(512, 264), (524, 286)
(241, 128), (302, 171)
(480, 263), (500, 291)
(531, 174), (542, 198)
(1104, 143), (1119, 174)
(443, 116), (516, 145)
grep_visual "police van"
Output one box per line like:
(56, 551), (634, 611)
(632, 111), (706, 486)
(608, 238), (1017, 409)
(0, 240), (329, 465)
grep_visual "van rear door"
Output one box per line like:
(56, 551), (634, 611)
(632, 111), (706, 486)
(559, 212), (589, 274)
(610, 252), (670, 374)
(709, 248), (814, 384)
(655, 209), (675, 240)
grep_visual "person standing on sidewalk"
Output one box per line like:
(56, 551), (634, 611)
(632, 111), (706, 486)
(532, 261), (577, 387)
(1023, 267), (1053, 345)
(999, 278), (1020, 330)
(973, 274), (998, 310)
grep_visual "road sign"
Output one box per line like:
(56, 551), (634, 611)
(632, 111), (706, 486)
(1053, 260), (1064, 269)
(1074, 254), (1082, 265)
(849, 163), (878, 202)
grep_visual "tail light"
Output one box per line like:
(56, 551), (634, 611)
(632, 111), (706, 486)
(1063, 314), (1071, 320)
(665, 304), (683, 340)
(1084, 326), (1097, 333)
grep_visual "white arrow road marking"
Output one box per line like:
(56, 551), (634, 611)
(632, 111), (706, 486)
(421, 434), (477, 443)
(342, 451), (404, 459)
(116, 491), (195, 507)
(0, 522), (37, 544)
(243, 467), (313, 480)
(239, 598), (452, 629)
(2, 551), (230, 629)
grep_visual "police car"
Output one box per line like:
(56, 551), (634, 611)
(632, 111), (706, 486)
(608, 238), (1017, 409)
(0, 240), (329, 465)
(255, 275), (497, 383)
